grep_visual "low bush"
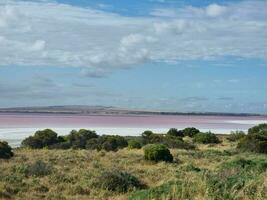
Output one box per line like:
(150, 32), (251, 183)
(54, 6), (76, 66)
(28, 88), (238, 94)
(227, 131), (246, 142)
(167, 128), (184, 137)
(237, 124), (267, 153)
(0, 141), (13, 159)
(48, 142), (72, 149)
(26, 160), (53, 177)
(21, 129), (59, 149)
(86, 135), (128, 151)
(143, 144), (173, 162)
(163, 135), (195, 150)
(237, 133), (267, 153)
(193, 132), (220, 144)
(182, 127), (200, 137)
(67, 129), (98, 149)
(94, 170), (145, 193)
(128, 140), (142, 149)
(248, 123), (267, 135)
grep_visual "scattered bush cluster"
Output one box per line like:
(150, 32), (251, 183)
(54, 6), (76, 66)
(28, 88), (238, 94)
(141, 130), (195, 150)
(237, 124), (267, 153)
(143, 144), (173, 162)
(22, 129), (128, 152)
(0, 141), (13, 159)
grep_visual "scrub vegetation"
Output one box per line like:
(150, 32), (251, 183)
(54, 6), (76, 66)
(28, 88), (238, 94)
(0, 124), (266, 200)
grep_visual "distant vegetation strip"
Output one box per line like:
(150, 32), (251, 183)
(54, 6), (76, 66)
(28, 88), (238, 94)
(0, 105), (263, 116)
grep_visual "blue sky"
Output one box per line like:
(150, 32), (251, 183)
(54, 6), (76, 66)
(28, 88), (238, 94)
(0, 0), (267, 113)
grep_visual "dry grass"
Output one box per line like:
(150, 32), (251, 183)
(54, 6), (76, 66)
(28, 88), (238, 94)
(0, 137), (266, 200)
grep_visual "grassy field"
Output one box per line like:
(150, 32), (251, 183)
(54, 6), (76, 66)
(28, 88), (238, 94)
(0, 136), (266, 200)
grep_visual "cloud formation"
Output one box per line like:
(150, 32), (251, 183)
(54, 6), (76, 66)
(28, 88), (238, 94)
(0, 0), (266, 75)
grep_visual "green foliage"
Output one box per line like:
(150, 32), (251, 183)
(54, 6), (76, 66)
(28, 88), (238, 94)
(0, 141), (13, 159)
(21, 129), (59, 149)
(94, 170), (145, 193)
(141, 130), (153, 138)
(86, 135), (128, 151)
(26, 160), (53, 177)
(143, 144), (173, 162)
(48, 141), (72, 149)
(227, 130), (246, 142)
(128, 140), (142, 149)
(237, 124), (267, 153)
(140, 131), (195, 150)
(163, 135), (195, 150)
(167, 128), (184, 137)
(237, 133), (267, 153)
(10, 160), (52, 177)
(206, 158), (267, 200)
(248, 123), (267, 135)
(127, 181), (177, 200)
(182, 127), (200, 137)
(67, 129), (98, 149)
(193, 132), (220, 144)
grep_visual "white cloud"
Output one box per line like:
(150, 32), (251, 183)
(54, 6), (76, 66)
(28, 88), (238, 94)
(206, 4), (227, 17)
(0, 0), (266, 75)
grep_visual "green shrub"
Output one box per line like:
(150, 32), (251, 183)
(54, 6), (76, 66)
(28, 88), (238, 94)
(27, 160), (53, 177)
(237, 124), (267, 153)
(128, 140), (142, 149)
(85, 138), (100, 150)
(167, 128), (184, 137)
(94, 170), (145, 193)
(182, 127), (200, 137)
(48, 141), (72, 149)
(67, 129), (98, 149)
(21, 129), (59, 149)
(248, 123), (267, 135)
(141, 130), (153, 144)
(193, 132), (220, 144)
(0, 141), (13, 159)
(85, 135), (128, 151)
(163, 135), (195, 150)
(143, 144), (173, 162)
(237, 133), (267, 153)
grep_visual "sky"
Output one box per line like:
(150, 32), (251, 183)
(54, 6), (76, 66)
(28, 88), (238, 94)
(0, 0), (267, 114)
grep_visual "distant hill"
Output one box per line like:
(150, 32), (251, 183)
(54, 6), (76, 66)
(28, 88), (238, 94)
(0, 105), (263, 117)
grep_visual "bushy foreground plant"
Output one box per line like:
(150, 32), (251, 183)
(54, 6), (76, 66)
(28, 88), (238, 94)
(237, 124), (267, 153)
(0, 141), (13, 159)
(193, 132), (220, 144)
(94, 170), (145, 193)
(143, 144), (173, 162)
